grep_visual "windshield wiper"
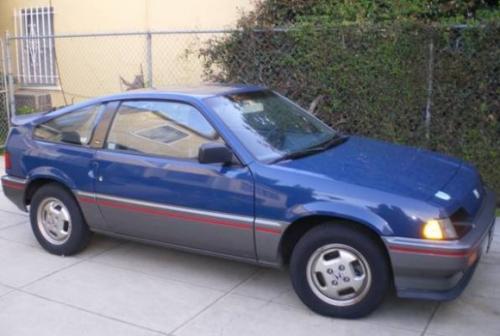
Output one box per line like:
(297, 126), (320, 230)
(317, 134), (349, 150)
(271, 134), (349, 164)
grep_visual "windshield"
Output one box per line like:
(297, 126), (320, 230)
(205, 90), (337, 161)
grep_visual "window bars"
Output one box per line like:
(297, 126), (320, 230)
(14, 7), (58, 86)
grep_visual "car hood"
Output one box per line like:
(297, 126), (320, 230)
(279, 136), (463, 201)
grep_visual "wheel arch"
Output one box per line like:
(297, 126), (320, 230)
(278, 214), (392, 269)
(24, 177), (75, 206)
(24, 166), (79, 205)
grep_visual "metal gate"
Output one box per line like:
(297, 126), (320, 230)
(0, 38), (10, 147)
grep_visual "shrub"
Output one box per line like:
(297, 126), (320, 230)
(199, 22), (500, 195)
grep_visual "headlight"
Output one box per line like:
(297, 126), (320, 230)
(422, 218), (458, 240)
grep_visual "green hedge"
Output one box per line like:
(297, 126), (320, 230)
(200, 23), (500, 196)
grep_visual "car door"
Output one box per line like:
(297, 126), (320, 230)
(92, 99), (256, 259)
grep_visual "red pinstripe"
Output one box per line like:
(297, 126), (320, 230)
(255, 226), (281, 235)
(1, 180), (25, 190)
(79, 196), (284, 234)
(388, 244), (473, 258)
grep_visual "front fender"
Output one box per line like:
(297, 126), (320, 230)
(255, 201), (392, 267)
(287, 201), (393, 236)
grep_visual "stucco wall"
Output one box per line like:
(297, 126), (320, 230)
(1, 0), (253, 34)
(0, 0), (253, 109)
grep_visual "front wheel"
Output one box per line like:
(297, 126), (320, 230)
(290, 223), (390, 318)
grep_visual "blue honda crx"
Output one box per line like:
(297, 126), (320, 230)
(2, 85), (496, 318)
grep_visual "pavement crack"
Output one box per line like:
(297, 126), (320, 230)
(0, 220), (28, 232)
(16, 289), (170, 335)
(18, 239), (128, 290)
(168, 267), (262, 335)
(420, 302), (440, 336)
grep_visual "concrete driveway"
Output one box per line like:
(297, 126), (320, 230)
(0, 170), (499, 335)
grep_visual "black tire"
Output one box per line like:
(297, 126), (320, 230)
(290, 223), (390, 318)
(30, 183), (91, 255)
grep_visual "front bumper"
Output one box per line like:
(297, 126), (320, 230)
(1, 175), (28, 211)
(383, 187), (497, 300)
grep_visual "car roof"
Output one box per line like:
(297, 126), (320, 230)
(20, 84), (265, 124)
(100, 84), (265, 101)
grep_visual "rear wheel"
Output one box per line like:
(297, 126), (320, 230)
(290, 223), (389, 318)
(30, 184), (91, 255)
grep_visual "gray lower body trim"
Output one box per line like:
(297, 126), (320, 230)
(383, 188), (496, 299)
(1, 175), (27, 211)
(92, 228), (282, 268)
(397, 259), (479, 301)
(75, 190), (285, 235)
(75, 190), (287, 266)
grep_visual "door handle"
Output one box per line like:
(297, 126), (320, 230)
(89, 161), (100, 180)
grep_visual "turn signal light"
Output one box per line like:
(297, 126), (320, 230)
(422, 218), (458, 240)
(422, 220), (444, 240)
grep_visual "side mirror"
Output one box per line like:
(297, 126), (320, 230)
(198, 143), (233, 164)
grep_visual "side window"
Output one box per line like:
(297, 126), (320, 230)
(33, 104), (103, 145)
(106, 100), (220, 159)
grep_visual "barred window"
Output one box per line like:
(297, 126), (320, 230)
(15, 7), (57, 86)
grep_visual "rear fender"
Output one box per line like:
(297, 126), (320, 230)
(26, 167), (77, 191)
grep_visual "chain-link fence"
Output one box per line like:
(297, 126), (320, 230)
(3, 30), (233, 112)
(2, 26), (499, 193)
(0, 38), (10, 147)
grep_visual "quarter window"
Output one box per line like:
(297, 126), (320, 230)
(33, 104), (103, 145)
(106, 100), (220, 159)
